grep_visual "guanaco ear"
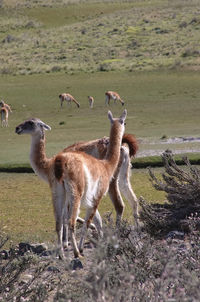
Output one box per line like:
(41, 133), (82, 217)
(119, 109), (127, 123)
(43, 123), (51, 131)
(38, 120), (51, 131)
(108, 110), (114, 123)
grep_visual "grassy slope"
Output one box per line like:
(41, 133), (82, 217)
(1, 0), (200, 75)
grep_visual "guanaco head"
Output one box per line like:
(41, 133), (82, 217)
(0, 100), (5, 107)
(108, 109), (127, 126)
(15, 118), (51, 137)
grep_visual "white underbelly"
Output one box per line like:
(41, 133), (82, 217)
(82, 164), (100, 207)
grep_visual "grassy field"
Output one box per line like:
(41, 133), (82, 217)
(1, 0), (200, 167)
(1, 0), (200, 245)
(1, 71), (200, 167)
(0, 169), (165, 246)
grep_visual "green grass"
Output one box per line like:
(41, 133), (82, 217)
(2, 152), (200, 173)
(1, 71), (200, 166)
(0, 169), (165, 245)
(0, 173), (55, 245)
(25, 2), (139, 29)
(1, 0), (200, 246)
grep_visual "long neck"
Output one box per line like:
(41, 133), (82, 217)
(30, 133), (50, 182)
(105, 122), (123, 176)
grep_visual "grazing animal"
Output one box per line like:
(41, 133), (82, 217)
(1, 106), (9, 127)
(0, 100), (12, 113)
(59, 93), (80, 108)
(15, 110), (127, 259)
(105, 91), (125, 106)
(64, 133), (139, 228)
(88, 96), (94, 108)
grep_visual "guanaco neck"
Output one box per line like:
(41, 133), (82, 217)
(30, 132), (51, 183)
(105, 121), (123, 176)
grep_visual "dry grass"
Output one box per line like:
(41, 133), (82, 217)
(0, 215), (199, 302)
(1, 0), (200, 75)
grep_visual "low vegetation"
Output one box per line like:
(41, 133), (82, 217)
(140, 151), (200, 235)
(0, 152), (200, 301)
(0, 209), (199, 301)
(0, 0), (200, 75)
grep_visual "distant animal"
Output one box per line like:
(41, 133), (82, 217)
(88, 96), (94, 108)
(59, 93), (80, 108)
(1, 106), (9, 127)
(15, 109), (127, 259)
(0, 100), (12, 113)
(105, 91), (125, 106)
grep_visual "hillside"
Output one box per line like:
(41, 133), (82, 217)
(1, 0), (200, 75)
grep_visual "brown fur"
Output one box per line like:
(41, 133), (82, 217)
(0, 100), (12, 113)
(63, 134), (138, 160)
(54, 155), (65, 183)
(61, 133), (139, 226)
(30, 137), (53, 182)
(55, 122), (122, 184)
(88, 96), (94, 108)
(53, 111), (126, 258)
(122, 133), (138, 158)
(105, 91), (124, 105)
(1, 106), (9, 127)
(59, 93), (80, 108)
(16, 112), (130, 259)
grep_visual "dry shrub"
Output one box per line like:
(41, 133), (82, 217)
(1, 151), (200, 301)
(139, 150), (200, 236)
(80, 217), (200, 302)
(0, 215), (199, 302)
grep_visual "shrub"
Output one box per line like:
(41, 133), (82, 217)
(98, 63), (111, 72)
(79, 217), (200, 302)
(139, 150), (200, 236)
(0, 215), (199, 301)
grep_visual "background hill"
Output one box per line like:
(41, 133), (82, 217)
(1, 0), (200, 75)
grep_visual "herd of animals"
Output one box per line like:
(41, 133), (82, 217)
(1, 90), (139, 260)
(58, 90), (125, 109)
(0, 91), (124, 127)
